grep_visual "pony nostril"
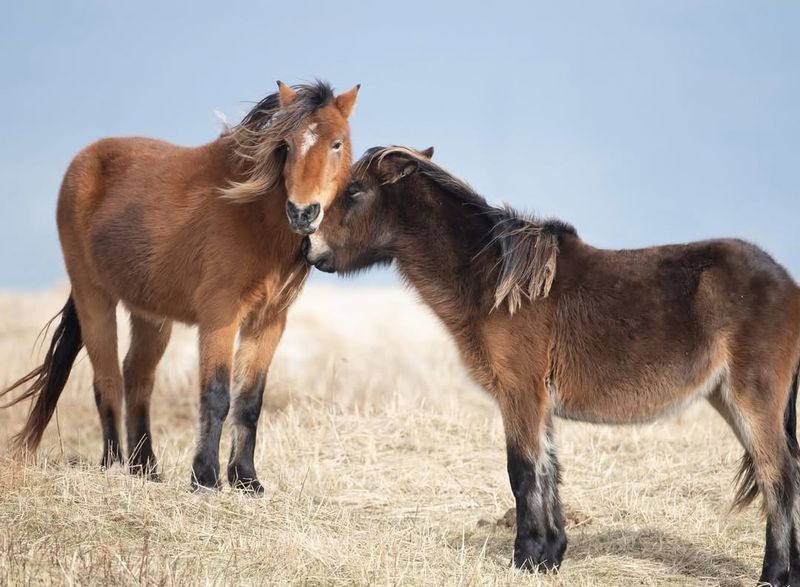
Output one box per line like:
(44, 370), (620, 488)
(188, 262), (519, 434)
(285, 201), (319, 227)
(285, 200), (300, 220)
(305, 203), (321, 223)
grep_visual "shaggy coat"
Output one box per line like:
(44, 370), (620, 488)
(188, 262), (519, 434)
(304, 146), (800, 586)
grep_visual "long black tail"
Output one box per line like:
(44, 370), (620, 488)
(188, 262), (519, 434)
(0, 296), (83, 454)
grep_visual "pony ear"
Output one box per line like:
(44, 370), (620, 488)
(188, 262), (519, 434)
(419, 146), (434, 159)
(277, 81), (297, 109)
(335, 84), (361, 118)
(385, 159), (419, 184)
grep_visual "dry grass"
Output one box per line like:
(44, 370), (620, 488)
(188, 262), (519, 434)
(0, 284), (764, 586)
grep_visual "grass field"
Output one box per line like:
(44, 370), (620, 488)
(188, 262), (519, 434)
(0, 284), (765, 586)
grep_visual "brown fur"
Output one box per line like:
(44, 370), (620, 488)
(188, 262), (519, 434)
(489, 211), (560, 313)
(1, 81), (359, 490)
(307, 146), (800, 582)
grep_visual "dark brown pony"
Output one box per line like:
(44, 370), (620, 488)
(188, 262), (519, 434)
(304, 146), (800, 586)
(0, 80), (360, 495)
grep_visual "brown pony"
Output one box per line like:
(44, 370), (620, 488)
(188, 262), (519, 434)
(304, 146), (800, 586)
(0, 80), (359, 495)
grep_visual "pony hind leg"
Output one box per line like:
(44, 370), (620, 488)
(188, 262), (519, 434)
(715, 380), (797, 586)
(785, 364), (800, 585)
(123, 313), (172, 479)
(72, 286), (124, 468)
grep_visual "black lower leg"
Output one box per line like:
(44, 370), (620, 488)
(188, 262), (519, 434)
(191, 367), (230, 490)
(791, 468), (800, 586)
(763, 519), (791, 587)
(228, 372), (266, 495)
(785, 461), (800, 585)
(543, 449), (567, 562)
(94, 383), (123, 468)
(790, 518), (800, 587)
(507, 443), (566, 572)
(127, 404), (158, 479)
(761, 468), (795, 586)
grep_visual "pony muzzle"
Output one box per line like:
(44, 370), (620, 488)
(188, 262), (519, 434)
(302, 235), (335, 273)
(285, 200), (322, 235)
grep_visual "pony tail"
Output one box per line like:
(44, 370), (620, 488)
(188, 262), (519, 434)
(0, 296), (83, 456)
(731, 452), (759, 511)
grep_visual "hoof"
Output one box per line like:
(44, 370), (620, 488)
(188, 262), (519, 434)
(512, 534), (566, 573)
(512, 554), (561, 574)
(231, 477), (266, 497)
(233, 478), (265, 496)
(131, 468), (161, 483)
(190, 467), (221, 493)
(760, 570), (790, 587)
(190, 480), (221, 494)
(99, 450), (123, 470)
(129, 461), (160, 482)
(228, 463), (265, 497)
(191, 453), (221, 492)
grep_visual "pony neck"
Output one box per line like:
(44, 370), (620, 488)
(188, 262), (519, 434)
(210, 135), (302, 261)
(391, 180), (498, 337)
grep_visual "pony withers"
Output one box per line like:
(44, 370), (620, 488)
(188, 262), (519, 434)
(0, 80), (360, 495)
(304, 146), (800, 586)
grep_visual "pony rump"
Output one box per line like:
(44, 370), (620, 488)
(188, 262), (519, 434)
(220, 81), (335, 203)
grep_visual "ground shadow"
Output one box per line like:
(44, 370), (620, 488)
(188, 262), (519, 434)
(567, 527), (754, 586)
(450, 521), (755, 586)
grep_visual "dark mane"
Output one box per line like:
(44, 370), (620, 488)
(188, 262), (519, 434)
(237, 81), (334, 132)
(220, 81), (335, 202)
(363, 146), (577, 313)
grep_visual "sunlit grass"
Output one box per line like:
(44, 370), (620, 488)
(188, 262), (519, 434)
(0, 285), (762, 585)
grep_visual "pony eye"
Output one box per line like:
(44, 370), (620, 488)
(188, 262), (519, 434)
(347, 184), (363, 199)
(332, 140), (343, 151)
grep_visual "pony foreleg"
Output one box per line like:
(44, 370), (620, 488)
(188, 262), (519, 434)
(191, 321), (238, 491)
(500, 388), (566, 572)
(227, 311), (288, 496)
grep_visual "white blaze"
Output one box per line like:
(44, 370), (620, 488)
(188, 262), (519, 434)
(299, 123), (319, 156)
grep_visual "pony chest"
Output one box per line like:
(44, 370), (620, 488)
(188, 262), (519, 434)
(241, 263), (309, 315)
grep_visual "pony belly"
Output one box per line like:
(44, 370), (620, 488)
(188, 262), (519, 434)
(123, 301), (195, 326)
(550, 363), (728, 425)
(100, 272), (196, 324)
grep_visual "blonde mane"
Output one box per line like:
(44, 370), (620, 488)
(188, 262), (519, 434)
(489, 211), (562, 314)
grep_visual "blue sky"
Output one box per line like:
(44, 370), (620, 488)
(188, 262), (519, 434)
(1, 1), (798, 289)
